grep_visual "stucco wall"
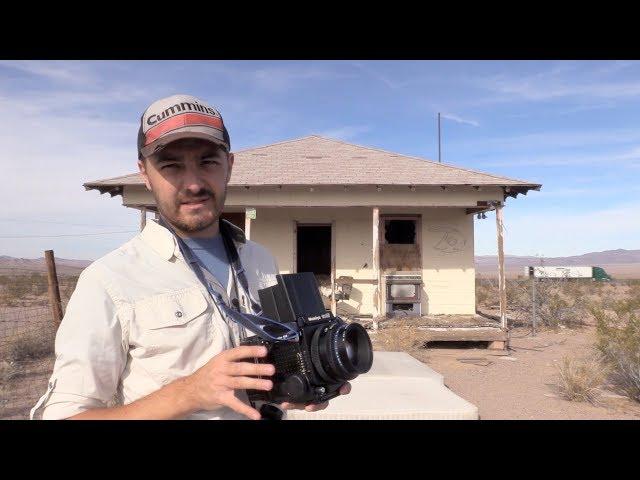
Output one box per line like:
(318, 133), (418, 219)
(122, 185), (490, 316)
(249, 206), (476, 316)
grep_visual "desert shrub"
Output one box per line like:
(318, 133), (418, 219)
(628, 283), (640, 301)
(556, 355), (607, 404)
(25, 273), (48, 297)
(593, 299), (640, 402)
(59, 275), (79, 301)
(5, 328), (55, 362)
(532, 279), (588, 329)
(371, 327), (429, 352)
(0, 360), (19, 382)
(561, 281), (585, 302)
(475, 277), (497, 307)
(476, 277), (599, 329)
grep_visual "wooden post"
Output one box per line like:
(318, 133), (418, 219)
(330, 220), (337, 316)
(292, 221), (297, 273)
(531, 271), (537, 337)
(372, 208), (380, 330)
(45, 250), (63, 328)
(496, 204), (507, 332)
(140, 206), (147, 231)
(244, 213), (252, 240)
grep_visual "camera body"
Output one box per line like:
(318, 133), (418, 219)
(240, 272), (373, 405)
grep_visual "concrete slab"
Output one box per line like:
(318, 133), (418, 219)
(365, 351), (444, 384)
(285, 352), (478, 420)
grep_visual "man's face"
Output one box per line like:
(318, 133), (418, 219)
(138, 138), (234, 236)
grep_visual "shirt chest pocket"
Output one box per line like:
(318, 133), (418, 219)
(131, 287), (217, 378)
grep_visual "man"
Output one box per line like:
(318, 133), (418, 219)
(31, 94), (350, 420)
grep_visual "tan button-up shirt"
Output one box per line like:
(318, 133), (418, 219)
(31, 219), (279, 420)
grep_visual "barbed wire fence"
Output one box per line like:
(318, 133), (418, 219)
(0, 257), (79, 419)
(475, 272), (623, 340)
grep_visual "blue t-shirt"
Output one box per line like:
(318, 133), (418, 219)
(183, 235), (230, 290)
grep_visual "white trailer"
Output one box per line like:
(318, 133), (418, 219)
(523, 266), (612, 281)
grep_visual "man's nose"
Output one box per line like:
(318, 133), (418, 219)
(181, 164), (207, 193)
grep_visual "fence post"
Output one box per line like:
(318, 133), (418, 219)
(531, 272), (537, 337)
(45, 250), (63, 328)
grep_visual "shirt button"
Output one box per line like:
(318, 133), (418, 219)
(175, 311), (183, 318)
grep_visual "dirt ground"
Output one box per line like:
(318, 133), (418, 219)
(2, 274), (639, 420)
(371, 324), (640, 420)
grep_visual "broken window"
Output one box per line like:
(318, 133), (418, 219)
(384, 219), (416, 244)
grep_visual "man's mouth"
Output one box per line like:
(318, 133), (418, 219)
(182, 196), (210, 204)
(181, 197), (210, 207)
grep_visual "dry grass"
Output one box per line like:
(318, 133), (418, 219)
(556, 355), (607, 404)
(371, 323), (429, 352)
(592, 296), (640, 402)
(0, 273), (79, 307)
(5, 328), (55, 362)
(476, 277), (598, 330)
(0, 359), (19, 382)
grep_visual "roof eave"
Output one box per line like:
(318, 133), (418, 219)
(83, 183), (124, 198)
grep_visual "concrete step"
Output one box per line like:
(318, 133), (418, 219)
(286, 352), (478, 420)
(366, 351), (444, 385)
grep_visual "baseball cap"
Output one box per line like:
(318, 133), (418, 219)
(137, 94), (231, 159)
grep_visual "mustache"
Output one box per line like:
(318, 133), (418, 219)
(178, 188), (215, 203)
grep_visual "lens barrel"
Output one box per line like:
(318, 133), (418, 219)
(311, 321), (373, 383)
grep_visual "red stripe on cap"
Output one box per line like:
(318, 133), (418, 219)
(145, 113), (224, 145)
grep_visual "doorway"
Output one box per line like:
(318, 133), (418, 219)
(220, 212), (245, 232)
(296, 224), (332, 275)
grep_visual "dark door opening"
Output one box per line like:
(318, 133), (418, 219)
(221, 212), (245, 232)
(296, 224), (331, 276)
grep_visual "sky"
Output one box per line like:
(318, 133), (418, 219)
(1, 60), (639, 260)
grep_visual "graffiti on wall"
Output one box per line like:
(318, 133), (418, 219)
(427, 224), (467, 255)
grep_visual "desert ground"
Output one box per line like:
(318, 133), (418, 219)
(1, 272), (639, 420)
(371, 325), (640, 419)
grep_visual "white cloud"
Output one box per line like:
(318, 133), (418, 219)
(472, 62), (640, 104)
(0, 60), (97, 85)
(534, 185), (640, 197)
(441, 113), (479, 127)
(249, 62), (353, 92)
(0, 63), (153, 260)
(482, 146), (640, 167)
(475, 202), (640, 257)
(317, 125), (371, 140)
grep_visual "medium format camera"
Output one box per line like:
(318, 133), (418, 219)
(239, 272), (374, 405)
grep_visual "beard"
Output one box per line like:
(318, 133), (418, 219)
(155, 185), (227, 234)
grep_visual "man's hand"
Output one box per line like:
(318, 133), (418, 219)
(182, 345), (275, 420)
(279, 382), (352, 412)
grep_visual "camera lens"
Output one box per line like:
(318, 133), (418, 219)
(311, 321), (373, 383)
(344, 326), (360, 364)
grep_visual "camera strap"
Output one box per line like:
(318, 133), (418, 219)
(156, 215), (286, 419)
(157, 215), (259, 342)
(218, 219), (263, 316)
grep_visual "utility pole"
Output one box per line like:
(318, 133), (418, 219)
(438, 112), (442, 163)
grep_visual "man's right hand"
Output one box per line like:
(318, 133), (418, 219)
(67, 345), (274, 420)
(181, 345), (275, 420)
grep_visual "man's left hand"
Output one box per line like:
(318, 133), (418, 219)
(279, 382), (351, 412)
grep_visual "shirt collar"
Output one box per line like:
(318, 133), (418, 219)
(139, 218), (245, 262)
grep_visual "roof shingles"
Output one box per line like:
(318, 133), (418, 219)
(84, 135), (541, 191)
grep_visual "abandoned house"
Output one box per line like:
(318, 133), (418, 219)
(84, 135), (541, 346)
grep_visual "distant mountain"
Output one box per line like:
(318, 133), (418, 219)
(2, 248), (639, 278)
(0, 255), (92, 275)
(475, 249), (640, 279)
(475, 249), (640, 267)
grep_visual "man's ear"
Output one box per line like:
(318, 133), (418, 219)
(226, 152), (234, 183)
(137, 158), (152, 191)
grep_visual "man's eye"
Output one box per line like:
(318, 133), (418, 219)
(161, 164), (178, 170)
(202, 158), (220, 165)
